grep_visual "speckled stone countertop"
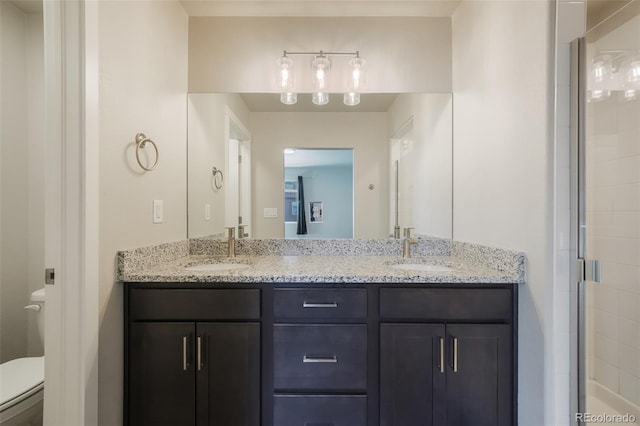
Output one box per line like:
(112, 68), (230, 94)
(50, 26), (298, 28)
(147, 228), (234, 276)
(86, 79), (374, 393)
(117, 239), (526, 284)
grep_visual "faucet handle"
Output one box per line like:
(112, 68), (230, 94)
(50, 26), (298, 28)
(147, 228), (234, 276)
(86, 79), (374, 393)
(403, 227), (415, 238)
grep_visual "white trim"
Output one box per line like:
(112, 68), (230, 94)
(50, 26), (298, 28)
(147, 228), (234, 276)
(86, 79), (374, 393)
(223, 105), (252, 229)
(43, 1), (98, 424)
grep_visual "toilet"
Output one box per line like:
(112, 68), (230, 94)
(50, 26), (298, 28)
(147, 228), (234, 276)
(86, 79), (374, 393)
(0, 288), (45, 426)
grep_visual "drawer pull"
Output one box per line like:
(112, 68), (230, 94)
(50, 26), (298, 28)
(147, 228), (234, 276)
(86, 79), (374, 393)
(182, 336), (189, 371)
(305, 423), (334, 426)
(303, 355), (338, 363)
(439, 337), (445, 373)
(302, 302), (338, 308)
(453, 337), (459, 373)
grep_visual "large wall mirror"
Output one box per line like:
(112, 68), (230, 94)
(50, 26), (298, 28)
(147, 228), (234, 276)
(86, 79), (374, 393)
(187, 92), (452, 240)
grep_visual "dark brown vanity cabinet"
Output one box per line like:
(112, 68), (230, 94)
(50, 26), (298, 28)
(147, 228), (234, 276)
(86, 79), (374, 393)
(124, 284), (517, 426)
(379, 288), (516, 426)
(125, 288), (261, 426)
(272, 288), (369, 426)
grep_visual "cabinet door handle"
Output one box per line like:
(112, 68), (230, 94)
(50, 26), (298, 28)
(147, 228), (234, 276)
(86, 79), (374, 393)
(303, 355), (338, 363)
(453, 337), (459, 373)
(182, 336), (189, 371)
(302, 302), (338, 308)
(439, 337), (445, 373)
(197, 336), (203, 371)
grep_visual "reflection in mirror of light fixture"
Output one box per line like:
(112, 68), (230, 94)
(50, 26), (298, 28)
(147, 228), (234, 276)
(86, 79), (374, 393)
(592, 54), (613, 85)
(626, 56), (640, 85)
(587, 89), (611, 103)
(620, 89), (638, 102)
(284, 148), (296, 154)
(277, 50), (364, 107)
(280, 92), (297, 105)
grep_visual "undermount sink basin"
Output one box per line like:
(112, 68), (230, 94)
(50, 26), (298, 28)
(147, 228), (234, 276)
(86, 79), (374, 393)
(184, 263), (251, 272)
(388, 263), (453, 273)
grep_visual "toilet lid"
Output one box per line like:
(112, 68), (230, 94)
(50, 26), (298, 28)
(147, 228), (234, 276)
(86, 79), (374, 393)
(0, 357), (44, 409)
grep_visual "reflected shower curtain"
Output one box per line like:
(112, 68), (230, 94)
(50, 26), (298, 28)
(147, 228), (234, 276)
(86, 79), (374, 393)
(296, 176), (307, 234)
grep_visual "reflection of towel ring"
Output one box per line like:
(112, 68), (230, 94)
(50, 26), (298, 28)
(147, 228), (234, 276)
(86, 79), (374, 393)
(212, 167), (224, 189)
(135, 133), (159, 171)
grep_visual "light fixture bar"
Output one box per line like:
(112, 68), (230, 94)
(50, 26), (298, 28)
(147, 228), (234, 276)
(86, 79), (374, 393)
(283, 50), (360, 57)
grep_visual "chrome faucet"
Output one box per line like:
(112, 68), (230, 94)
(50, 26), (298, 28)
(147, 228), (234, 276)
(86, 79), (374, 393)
(226, 227), (236, 258)
(237, 224), (248, 239)
(402, 227), (417, 258)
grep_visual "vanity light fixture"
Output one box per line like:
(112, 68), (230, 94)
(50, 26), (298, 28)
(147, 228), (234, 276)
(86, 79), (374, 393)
(276, 50), (365, 106)
(588, 50), (640, 102)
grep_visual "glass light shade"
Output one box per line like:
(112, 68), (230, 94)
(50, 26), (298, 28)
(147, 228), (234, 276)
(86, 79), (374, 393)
(312, 92), (329, 105)
(348, 57), (366, 91)
(311, 56), (331, 91)
(620, 89), (638, 102)
(626, 58), (640, 86)
(276, 56), (294, 91)
(280, 92), (297, 105)
(592, 55), (613, 86)
(587, 89), (611, 103)
(343, 92), (360, 106)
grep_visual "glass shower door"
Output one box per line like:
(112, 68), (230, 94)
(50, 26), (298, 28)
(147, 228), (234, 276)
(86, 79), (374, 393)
(577, 3), (640, 424)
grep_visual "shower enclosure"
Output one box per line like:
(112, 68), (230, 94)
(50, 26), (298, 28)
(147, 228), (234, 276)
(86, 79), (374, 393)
(574, 1), (640, 423)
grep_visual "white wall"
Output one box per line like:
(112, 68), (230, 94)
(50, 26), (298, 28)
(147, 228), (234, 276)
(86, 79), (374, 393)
(251, 112), (388, 238)
(388, 93), (453, 238)
(97, 1), (188, 424)
(189, 17), (451, 93)
(452, 1), (555, 425)
(0, 1), (44, 362)
(188, 93), (251, 238)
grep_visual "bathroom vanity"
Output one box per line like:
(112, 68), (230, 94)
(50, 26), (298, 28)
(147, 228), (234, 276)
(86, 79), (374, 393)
(120, 241), (523, 426)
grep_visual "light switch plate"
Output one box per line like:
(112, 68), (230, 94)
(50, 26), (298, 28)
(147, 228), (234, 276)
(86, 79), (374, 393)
(153, 200), (163, 223)
(263, 207), (278, 218)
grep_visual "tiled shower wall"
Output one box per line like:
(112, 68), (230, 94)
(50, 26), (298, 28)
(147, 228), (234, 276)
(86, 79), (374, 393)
(587, 12), (640, 408)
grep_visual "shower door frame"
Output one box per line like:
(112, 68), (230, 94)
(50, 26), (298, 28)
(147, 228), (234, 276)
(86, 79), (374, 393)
(570, 35), (587, 425)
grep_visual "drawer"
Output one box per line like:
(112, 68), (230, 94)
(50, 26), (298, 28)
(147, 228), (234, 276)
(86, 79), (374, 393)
(273, 395), (367, 426)
(274, 288), (367, 320)
(273, 325), (367, 391)
(380, 288), (512, 321)
(128, 289), (260, 320)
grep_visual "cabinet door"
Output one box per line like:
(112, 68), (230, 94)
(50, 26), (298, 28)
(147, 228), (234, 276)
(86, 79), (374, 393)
(446, 324), (512, 426)
(197, 323), (260, 426)
(129, 322), (196, 426)
(380, 323), (446, 426)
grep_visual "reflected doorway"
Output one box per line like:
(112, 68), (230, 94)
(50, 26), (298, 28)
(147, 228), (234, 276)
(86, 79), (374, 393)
(283, 148), (354, 239)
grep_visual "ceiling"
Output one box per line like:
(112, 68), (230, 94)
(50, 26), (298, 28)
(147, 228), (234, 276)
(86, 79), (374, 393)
(285, 148), (354, 168)
(10, 0), (42, 14)
(180, 0), (462, 17)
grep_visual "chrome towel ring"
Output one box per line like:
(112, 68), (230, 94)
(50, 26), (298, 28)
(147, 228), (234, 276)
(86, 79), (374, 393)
(212, 167), (224, 189)
(135, 133), (159, 171)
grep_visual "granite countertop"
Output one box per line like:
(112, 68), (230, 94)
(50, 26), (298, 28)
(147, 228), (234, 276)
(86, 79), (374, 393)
(119, 253), (523, 284)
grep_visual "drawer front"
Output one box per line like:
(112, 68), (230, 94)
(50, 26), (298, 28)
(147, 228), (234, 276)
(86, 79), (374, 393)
(128, 289), (260, 320)
(273, 395), (367, 426)
(273, 325), (367, 391)
(274, 288), (367, 320)
(380, 288), (512, 321)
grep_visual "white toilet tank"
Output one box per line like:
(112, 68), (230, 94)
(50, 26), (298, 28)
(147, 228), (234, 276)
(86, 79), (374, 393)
(26, 288), (45, 347)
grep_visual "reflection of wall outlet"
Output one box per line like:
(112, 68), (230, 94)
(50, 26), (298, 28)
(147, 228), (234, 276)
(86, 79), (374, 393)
(263, 207), (278, 218)
(205, 203), (211, 221)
